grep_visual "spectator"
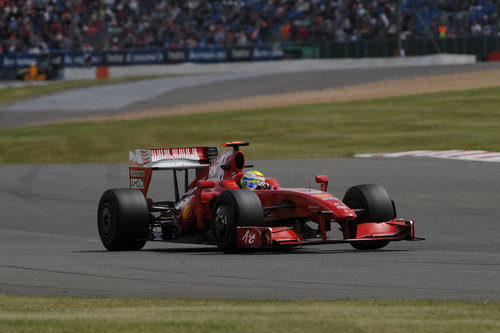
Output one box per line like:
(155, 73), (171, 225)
(471, 20), (482, 35)
(0, 0), (498, 54)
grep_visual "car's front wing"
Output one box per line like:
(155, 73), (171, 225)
(236, 219), (424, 249)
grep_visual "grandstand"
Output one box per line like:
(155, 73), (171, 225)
(1, 0), (498, 54)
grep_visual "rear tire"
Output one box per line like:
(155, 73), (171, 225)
(211, 190), (264, 252)
(97, 188), (150, 251)
(343, 184), (396, 250)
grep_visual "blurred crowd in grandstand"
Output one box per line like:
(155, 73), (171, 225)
(1, 0), (499, 54)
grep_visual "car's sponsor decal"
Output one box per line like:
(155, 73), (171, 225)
(130, 170), (145, 177)
(129, 147), (208, 168)
(313, 193), (335, 200)
(241, 229), (257, 245)
(151, 148), (201, 161)
(130, 179), (144, 189)
(181, 197), (192, 220)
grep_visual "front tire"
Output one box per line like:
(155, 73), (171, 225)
(343, 184), (396, 250)
(211, 190), (264, 252)
(97, 188), (150, 251)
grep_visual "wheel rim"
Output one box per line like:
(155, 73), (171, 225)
(214, 205), (232, 240)
(100, 204), (113, 238)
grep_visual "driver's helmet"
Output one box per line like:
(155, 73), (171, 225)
(241, 170), (265, 190)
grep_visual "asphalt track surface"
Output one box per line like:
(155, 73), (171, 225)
(0, 158), (499, 300)
(0, 62), (499, 300)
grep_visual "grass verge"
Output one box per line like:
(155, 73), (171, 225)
(0, 87), (499, 163)
(0, 296), (499, 333)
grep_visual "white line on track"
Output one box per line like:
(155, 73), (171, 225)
(355, 150), (500, 162)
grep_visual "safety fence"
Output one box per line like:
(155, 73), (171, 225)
(0, 44), (284, 71)
(315, 36), (500, 59)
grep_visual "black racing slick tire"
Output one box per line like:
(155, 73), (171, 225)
(343, 184), (396, 251)
(211, 190), (264, 253)
(97, 188), (150, 251)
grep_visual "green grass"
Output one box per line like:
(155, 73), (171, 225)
(1, 87), (499, 164)
(0, 296), (498, 333)
(0, 74), (182, 107)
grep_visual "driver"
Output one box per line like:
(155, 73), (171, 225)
(240, 170), (271, 190)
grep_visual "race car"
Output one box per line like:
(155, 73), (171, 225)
(97, 141), (423, 252)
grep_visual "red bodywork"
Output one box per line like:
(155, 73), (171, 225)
(128, 142), (420, 249)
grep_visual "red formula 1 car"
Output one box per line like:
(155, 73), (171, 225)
(97, 141), (423, 252)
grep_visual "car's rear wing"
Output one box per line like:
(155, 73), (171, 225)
(129, 146), (219, 169)
(129, 146), (219, 200)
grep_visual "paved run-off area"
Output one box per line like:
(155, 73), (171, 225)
(1, 59), (500, 127)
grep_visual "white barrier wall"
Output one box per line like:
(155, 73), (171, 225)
(62, 54), (476, 81)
